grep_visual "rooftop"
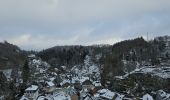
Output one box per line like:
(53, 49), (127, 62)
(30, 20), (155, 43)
(25, 85), (38, 91)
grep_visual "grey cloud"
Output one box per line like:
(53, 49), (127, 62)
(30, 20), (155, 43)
(0, 0), (170, 50)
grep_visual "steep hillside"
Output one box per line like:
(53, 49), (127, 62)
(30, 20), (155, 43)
(0, 41), (26, 69)
(38, 46), (89, 67)
(37, 36), (169, 88)
(0, 36), (169, 99)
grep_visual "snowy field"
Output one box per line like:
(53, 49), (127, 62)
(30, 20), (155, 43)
(115, 66), (170, 79)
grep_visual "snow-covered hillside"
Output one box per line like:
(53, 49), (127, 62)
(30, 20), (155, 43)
(71, 55), (101, 82)
(115, 65), (170, 79)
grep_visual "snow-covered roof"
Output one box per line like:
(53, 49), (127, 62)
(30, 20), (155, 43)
(25, 85), (38, 91)
(115, 66), (170, 79)
(1, 69), (12, 81)
(100, 90), (115, 99)
(142, 94), (153, 100)
(49, 77), (55, 81)
(52, 92), (71, 100)
(60, 79), (70, 86)
(98, 89), (107, 94)
(28, 54), (35, 58)
(94, 93), (100, 98)
(93, 81), (101, 87)
(80, 76), (89, 83)
(46, 81), (55, 87)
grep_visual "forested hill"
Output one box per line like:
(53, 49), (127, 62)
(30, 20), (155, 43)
(0, 36), (169, 72)
(0, 36), (169, 99)
(38, 36), (170, 84)
(38, 37), (158, 68)
(0, 41), (26, 69)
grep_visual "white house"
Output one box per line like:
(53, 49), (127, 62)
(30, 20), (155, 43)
(99, 89), (116, 100)
(143, 94), (153, 100)
(24, 85), (39, 100)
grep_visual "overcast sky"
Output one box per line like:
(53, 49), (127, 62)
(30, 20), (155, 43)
(0, 0), (170, 50)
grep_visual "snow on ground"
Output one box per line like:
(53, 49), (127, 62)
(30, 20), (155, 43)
(115, 66), (170, 79)
(97, 89), (125, 100)
(70, 76), (89, 84)
(25, 85), (38, 91)
(0, 69), (12, 81)
(93, 81), (102, 87)
(71, 55), (100, 82)
(60, 79), (70, 86)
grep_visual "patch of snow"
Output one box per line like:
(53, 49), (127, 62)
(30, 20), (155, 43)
(25, 85), (38, 91)
(46, 81), (55, 87)
(100, 90), (115, 100)
(49, 77), (55, 82)
(80, 76), (89, 83)
(94, 93), (100, 98)
(60, 79), (70, 86)
(93, 81), (101, 87)
(98, 89), (108, 94)
(115, 66), (170, 79)
(0, 69), (12, 81)
(28, 54), (36, 58)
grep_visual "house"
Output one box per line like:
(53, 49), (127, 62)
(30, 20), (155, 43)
(93, 81), (102, 87)
(156, 90), (166, 100)
(44, 81), (56, 93)
(24, 85), (39, 100)
(80, 92), (93, 100)
(83, 94), (93, 100)
(156, 90), (170, 100)
(99, 89), (116, 100)
(46, 81), (55, 87)
(82, 80), (94, 90)
(143, 94), (153, 100)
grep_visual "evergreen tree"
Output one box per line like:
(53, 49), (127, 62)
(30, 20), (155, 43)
(22, 59), (30, 85)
